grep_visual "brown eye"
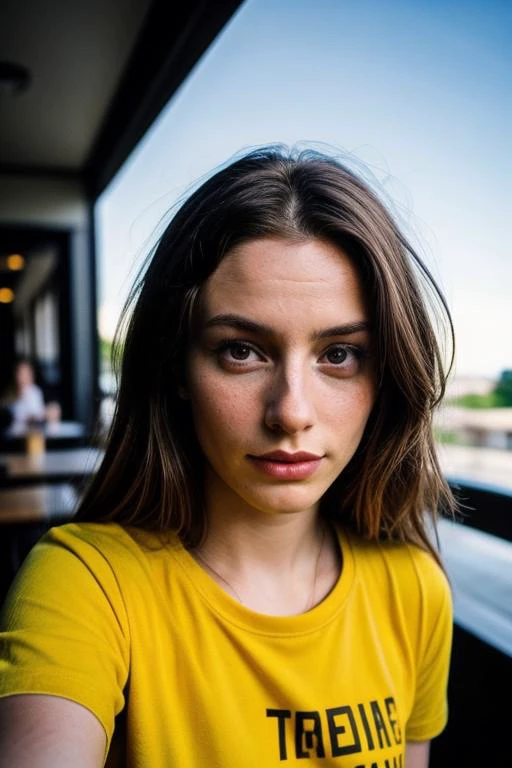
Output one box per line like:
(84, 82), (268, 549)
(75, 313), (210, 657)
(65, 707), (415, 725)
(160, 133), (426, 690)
(326, 347), (349, 364)
(319, 344), (366, 373)
(215, 341), (264, 367)
(229, 344), (252, 360)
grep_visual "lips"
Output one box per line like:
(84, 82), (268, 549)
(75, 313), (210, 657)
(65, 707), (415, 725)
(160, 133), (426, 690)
(251, 450), (323, 463)
(247, 451), (323, 480)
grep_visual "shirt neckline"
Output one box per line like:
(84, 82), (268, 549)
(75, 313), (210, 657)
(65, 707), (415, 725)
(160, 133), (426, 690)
(167, 526), (355, 637)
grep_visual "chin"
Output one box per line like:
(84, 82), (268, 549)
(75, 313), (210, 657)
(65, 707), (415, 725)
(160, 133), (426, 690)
(242, 486), (328, 517)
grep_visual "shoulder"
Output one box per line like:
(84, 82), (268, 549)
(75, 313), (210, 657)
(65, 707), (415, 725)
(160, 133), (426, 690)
(403, 539), (451, 604)
(3, 523), (176, 621)
(32, 522), (179, 584)
(1, 523), (177, 648)
(344, 529), (452, 633)
(37, 520), (170, 560)
(346, 528), (450, 591)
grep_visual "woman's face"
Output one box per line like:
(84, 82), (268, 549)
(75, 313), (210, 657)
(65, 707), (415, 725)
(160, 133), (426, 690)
(186, 237), (376, 520)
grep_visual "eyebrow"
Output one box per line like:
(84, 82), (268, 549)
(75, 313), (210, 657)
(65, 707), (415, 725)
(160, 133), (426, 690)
(204, 314), (371, 338)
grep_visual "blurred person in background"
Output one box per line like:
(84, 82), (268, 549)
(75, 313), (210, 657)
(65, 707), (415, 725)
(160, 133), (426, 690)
(1, 358), (61, 428)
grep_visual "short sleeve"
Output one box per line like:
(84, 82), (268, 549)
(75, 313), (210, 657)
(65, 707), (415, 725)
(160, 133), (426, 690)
(0, 525), (130, 749)
(406, 554), (453, 741)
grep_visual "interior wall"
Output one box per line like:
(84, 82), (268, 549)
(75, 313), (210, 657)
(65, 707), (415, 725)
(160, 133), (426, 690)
(0, 175), (88, 227)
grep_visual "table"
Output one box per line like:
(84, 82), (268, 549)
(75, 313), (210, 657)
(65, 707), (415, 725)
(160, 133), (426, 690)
(0, 447), (103, 488)
(0, 484), (79, 523)
(0, 448), (102, 587)
(0, 421), (88, 452)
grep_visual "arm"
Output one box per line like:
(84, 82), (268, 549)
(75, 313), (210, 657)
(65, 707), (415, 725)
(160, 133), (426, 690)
(405, 739), (430, 768)
(0, 694), (106, 768)
(0, 527), (130, 764)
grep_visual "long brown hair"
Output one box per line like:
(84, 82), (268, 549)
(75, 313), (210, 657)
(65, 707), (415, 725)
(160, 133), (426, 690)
(76, 146), (455, 557)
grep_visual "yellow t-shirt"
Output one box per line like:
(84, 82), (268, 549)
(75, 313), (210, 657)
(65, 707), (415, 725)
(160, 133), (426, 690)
(0, 522), (452, 767)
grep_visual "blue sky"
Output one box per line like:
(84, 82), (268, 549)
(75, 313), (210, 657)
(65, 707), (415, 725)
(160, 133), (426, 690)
(96, 0), (510, 378)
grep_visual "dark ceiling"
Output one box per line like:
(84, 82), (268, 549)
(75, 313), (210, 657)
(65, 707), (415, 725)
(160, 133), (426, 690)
(0, 0), (243, 196)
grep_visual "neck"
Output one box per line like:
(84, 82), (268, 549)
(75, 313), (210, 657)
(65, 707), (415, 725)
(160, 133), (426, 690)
(199, 467), (324, 574)
(189, 469), (340, 615)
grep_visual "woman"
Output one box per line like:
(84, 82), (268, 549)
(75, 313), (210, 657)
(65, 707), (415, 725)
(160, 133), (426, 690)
(1, 358), (61, 429)
(0, 147), (454, 767)
(4, 358), (46, 426)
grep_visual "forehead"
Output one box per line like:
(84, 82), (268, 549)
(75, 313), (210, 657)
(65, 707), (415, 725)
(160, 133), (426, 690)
(199, 237), (368, 323)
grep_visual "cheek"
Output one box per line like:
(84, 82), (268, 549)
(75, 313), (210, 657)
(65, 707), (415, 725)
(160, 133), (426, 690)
(326, 383), (375, 437)
(188, 376), (254, 448)
(356, 385), (376, 422)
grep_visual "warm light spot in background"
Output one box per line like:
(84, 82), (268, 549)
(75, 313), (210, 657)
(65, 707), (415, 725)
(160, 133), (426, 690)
(0, 287), (15, 303)
(6, 253), (24, 270)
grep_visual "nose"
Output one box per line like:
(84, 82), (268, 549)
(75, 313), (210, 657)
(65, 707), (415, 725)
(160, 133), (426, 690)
(264, 361), (315, 434)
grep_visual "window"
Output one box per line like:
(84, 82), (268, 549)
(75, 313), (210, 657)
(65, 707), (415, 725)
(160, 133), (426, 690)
(95, 0), (510, 485)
